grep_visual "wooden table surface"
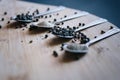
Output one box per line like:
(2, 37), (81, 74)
(0, 0), (120, 80)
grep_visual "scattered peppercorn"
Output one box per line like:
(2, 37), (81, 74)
(82, 23), (85, 26)
(36, 9), (39, 14)
(7, 21), (10, 24)
(110, 26), (113, 29)
(1, 18), (4, 21)
(27, 11), (30, 14)
(0, 25), (2, 29)
(47, 7), (50, 11)
(56, 13), (59, 16)
(41, 15), (43, 18)
(64, 15), (67, 18)
(54, 19), (57, 22)
(60, 46), (64, 51)
(100, 30), (105, 34)
(45, 16), (47, 18)
(67, 26), (70, 28)
(74, 12), (77, 14)
(79, 23), (81, 26)
(53, 50), (58, 57)
(49, 15), (52, 17)
(35, 19), (39, 22)
(73, 26), (77, 30)
(94, 36), (97, 38)
(48, 21), (51, 23)
(22, 28), (24, 31)
(29, 40), (33, 44)
(4, 12), (7, 15)
(32, 13), (35, 16)
(61, 22), (64, 25)
(44, 34), (48, 39)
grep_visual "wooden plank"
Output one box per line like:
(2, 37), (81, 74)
(0, 0), (120, 80)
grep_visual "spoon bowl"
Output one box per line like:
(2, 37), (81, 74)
(63, 43), (88, 53)
(63, 28), (120, 53)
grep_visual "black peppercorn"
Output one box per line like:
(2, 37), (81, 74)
(29, 40), (33, 44)
(79, 23), (81, 26)
(49, 15), (52, 17)
(73, 26), (76, 30)
(54, 19), (57, 22)
(36, 9), (39, 14)
(1, 18), (4, 21)
(94, 36), (97, 38)
(48, 21), (51, 23)
(67, 26), (70, 28)
(41, 15), (43, 18)
(4, 12), (7, 15)
(45, 16), (47, 18)
(74, 12), (77, 14)
(7, 21), (10, 24)
(56, 13), (59, 16)
(60, 46), (64, 51)
(64, 15), (67, 18)
(44, 34), (48, 39)
(32, 13), (35, 16)
(0, 25), (2, 29)
(53, 51), (58, 57)
(100, 30), (105, 34)
(110, 26), (113, 29)
(47, 7), (50, 11)
(35, 19), (39, 22)
(82, 23), (85, 26)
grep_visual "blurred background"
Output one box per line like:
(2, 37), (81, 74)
(24, 0), (120, 27)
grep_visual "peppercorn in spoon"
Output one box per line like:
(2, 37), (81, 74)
(52, 18), (107, 38)
(63, 28), (120, 53)
(11, 6), (66, 23)
(30, 11), (89, 28)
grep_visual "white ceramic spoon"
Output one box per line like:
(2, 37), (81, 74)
(11, 6), (66, 23)
(31, 11), (89, 28)
(54, 18), (108, 38)
(63, 28), (120, 53)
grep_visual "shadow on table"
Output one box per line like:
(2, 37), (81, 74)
(6, 22), (28, 29)
(28, 28), (49, 35)
(47, 37), (71, 46)
(59, 51), (86, 63)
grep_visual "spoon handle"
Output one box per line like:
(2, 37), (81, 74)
(87, 28), (120, 46)
(75, 18), (107, 32)
(34, 6), (66, 18)
(54, 11), (89, 24)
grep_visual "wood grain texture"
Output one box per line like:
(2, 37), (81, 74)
(0, 0), (120, 80)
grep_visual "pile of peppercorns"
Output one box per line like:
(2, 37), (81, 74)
(14, 9), (40, 22)
(14, 13), (33, 21)
(72, 32), (90, 44)
(51, 26), (90, 43)
(51, 26), (76, 37)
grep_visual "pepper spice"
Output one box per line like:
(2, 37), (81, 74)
(4, 12), (7, 15)
(1, 18), (4, 21)
(29, 40), (33, 44)
(110, 26), (113, 29)
(53, 50), (58, 57)
(0, 25), (2, 29)
(100, 30), (105, 34)
(44, 34), (48, 39)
